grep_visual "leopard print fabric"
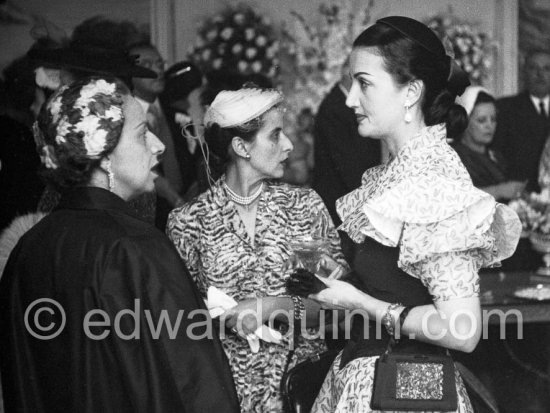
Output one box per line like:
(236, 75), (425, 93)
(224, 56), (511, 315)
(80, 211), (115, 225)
(167, 177), (347, 412)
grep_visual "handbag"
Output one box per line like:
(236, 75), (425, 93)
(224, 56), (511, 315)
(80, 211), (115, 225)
(281, 350), (339, 413)
(371, 337), (458, 411)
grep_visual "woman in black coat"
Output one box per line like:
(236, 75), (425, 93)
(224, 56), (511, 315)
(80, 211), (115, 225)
(0, 77), (240, 413)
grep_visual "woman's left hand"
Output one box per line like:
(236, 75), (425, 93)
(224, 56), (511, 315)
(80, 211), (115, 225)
(309, 276), (366, 310)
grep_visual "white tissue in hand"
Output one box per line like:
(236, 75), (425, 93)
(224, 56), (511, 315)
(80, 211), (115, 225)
(205, 286), (282, 352)
(206, 286), (238, 318)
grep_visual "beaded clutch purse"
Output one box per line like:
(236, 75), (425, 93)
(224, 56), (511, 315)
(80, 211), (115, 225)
(371, 338), (458, 411)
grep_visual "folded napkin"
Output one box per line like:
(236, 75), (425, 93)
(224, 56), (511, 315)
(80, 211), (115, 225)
(205, 286), (283, 353)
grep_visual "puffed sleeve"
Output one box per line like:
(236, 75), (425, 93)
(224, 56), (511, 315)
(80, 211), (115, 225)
(408, 250), (481, 302)
(166, 202), (202, 288)
(338, 169), (522, 302)
(337, 125), (522, 301)
(401, 196), (521, 301)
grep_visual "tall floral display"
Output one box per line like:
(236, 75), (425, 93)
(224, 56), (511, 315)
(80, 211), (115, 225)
(426, 13), (494, 85)
(278, 0), (373, 114)
(187, 1), (373, 185)
(274, 1), (373, 184)
(188, 5), (279, 80)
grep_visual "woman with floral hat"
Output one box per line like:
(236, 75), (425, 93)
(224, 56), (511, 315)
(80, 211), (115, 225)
(0, 77), (240, 413)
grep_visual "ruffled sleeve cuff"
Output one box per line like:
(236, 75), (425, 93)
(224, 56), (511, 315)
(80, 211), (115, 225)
(337, 172), (522, 281)
(400, 201), (521, 281)
(336, 125), (522, 290)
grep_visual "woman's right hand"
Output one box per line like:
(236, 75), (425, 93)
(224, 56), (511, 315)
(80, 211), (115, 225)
(222, 298), (267, 338)
(497, 180), (527, 200)
(317, 253), (346, 279)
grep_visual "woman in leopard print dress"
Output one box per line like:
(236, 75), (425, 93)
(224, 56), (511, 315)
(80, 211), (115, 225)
(167, 87), (347, 412)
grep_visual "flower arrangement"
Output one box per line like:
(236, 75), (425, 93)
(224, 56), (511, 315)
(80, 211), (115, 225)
(508, 190), (550, 235)
(279, 0), (373, 112)
(426, 13), (494, 84)
(188, 5), (279, 79)
(275, 1), (372, 184)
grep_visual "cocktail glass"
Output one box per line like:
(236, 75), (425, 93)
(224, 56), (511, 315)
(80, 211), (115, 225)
(288, 237), (330, 276)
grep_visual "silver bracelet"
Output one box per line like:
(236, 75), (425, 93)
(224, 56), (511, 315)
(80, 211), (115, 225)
(382, 302), (402, 337)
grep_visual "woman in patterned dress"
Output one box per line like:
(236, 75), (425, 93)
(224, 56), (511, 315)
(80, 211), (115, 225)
(308, 16), (522, 413)
(167, 87), (347, 412)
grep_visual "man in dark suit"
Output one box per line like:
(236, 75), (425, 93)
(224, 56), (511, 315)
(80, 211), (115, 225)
(492, 49), (550, 192)
(161, 61), (204, 199)
(129, 42), (198, 229)
(312, 63), (381, 228)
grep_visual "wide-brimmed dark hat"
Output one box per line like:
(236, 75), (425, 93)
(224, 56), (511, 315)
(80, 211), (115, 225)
(27, 44), (156, 78)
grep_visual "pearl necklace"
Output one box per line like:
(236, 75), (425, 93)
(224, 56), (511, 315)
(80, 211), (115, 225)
(224, 182), (263, 206)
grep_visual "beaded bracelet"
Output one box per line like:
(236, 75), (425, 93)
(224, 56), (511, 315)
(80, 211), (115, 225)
(382, 302), (402, 337)
(291, 295), (305, 321)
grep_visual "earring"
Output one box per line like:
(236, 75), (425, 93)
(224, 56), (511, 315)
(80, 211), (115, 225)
(245, 153), (251, 160)
(106, 159), (115, 191)
(404, 100), (412, 123)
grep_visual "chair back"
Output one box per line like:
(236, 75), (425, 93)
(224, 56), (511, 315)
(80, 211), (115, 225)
(281, 350), (339, 413)
(456, 361), (500, 413)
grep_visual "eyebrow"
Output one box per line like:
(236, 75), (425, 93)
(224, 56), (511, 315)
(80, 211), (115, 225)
(270, 127), (282, 135)
(353, 72), (372, 78)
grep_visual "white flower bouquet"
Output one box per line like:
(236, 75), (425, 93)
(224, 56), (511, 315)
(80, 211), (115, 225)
(509, 189), (550, 235)
(188, 5), (279, 79)
(509, 189), (550, 275)
(279, 0), (373, 113)
(426, 13), (494, 84)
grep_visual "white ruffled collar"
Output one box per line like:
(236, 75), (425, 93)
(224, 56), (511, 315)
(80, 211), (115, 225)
(336, 124), (493, 245)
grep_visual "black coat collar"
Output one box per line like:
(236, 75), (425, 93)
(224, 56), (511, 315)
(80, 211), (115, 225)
(55, 186), (137, 217)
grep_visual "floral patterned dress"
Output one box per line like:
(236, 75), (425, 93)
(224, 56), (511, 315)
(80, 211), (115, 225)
(312, 124), (521, 413)
(167, 177), (347, 412)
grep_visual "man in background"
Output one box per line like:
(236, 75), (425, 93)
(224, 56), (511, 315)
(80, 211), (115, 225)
(129, 42), (197, 229)
(312, 60), (381, 228)
(492, 49), (550, 192)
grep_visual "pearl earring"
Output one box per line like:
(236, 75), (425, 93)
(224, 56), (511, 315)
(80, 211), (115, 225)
(106, 160), (115, 191)
(404, 100), (412, 123)
(245, 153), (251, 159)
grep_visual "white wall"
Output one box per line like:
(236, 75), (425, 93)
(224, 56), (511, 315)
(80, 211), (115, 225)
(153, 0), (518, 96)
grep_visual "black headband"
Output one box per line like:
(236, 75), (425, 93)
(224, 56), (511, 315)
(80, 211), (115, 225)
(377, 16), (443, 59)
(376, 16), (470, 96)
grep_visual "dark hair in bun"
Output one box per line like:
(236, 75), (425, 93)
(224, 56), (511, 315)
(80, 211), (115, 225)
(353, 16), (470, 137)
